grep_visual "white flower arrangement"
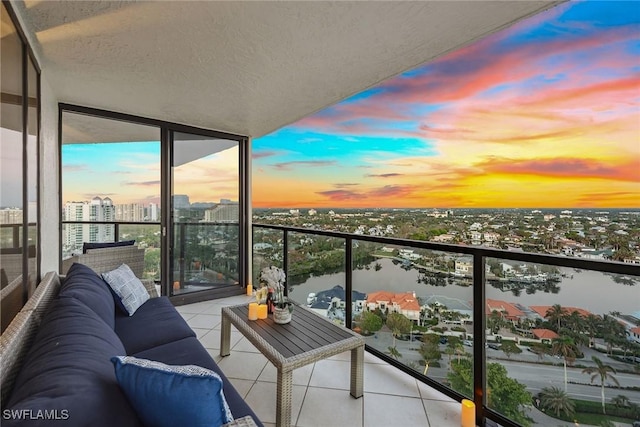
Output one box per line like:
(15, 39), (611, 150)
(258, 266), (291, 309)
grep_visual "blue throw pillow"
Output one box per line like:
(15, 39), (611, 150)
(102, 264), (149, 316)
(111, 356), (233, 427)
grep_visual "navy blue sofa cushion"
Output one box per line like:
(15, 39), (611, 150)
(59, 262), (116, 328)
(115, 296), (195, 355)
(5, 297), (141, 427)
(83, 239), (135, 253)
(134, 337), (263, 426)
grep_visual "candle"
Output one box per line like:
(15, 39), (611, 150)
(246, 283), (253, 296)
(248, 303), (258, 320)
(257, 304), (268, 319)
(461, 399), (475, 427)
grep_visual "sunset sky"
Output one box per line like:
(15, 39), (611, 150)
(59, 1), (640, 210)
(252, 0), (640, 209)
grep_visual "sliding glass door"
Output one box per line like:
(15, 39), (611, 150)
(170, 131), (241, 296)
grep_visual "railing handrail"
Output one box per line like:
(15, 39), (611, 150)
(253, 222), (640, 276)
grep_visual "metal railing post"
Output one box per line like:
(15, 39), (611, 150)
(345, 236), (353, 329)
(473, 252), (486, 425)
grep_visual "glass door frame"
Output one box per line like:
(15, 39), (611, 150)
(162, 128), (249, 303)
(58, 104), (249, 303)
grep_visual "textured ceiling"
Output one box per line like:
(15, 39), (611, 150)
(14, 1), (559, 138)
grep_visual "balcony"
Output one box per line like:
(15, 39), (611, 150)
(59, 219), (640, 426)
(181, 294), (462, 427)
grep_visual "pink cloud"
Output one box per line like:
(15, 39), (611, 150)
(477, 157), (640, 182)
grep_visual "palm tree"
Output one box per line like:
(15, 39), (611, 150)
(582, 356), (620, 414)
(387, 346), (402, 360)
(538, 386), (575, 418)
(546, 304), (565, 332)
(610, 394), (630, 409)
(551, 336), (578, 392)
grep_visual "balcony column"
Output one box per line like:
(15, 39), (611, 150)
(246, 137), (253, 286)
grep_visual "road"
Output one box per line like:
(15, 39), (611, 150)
(364, 332), (640, 405)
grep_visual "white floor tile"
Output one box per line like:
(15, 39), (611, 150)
(227, 378), (256, 399)
(364, 393), (428, 427)
(232, 337), (261, 353)
(199, 328), (243, 350)
(423, 399), (460, 426)
(192, 327), (211, 339)
(258, 362), (314, 386)
(363, 363), (420, 397)
(244, 381), (306, 425)
(417, 381), (457, 401)
(217, 351), (269, 381)
(296, 387), (363, 427)
(308, 359), (350, 391)
(186, 313), (220, 329)
(175, 303), (207, 314)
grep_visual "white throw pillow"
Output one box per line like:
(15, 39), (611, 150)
(102, 264), (149, 316)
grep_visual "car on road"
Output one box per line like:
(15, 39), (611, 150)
(488, 343), (500, 350)
(439, 337), (448, 344)
(463, 340), (473, 347)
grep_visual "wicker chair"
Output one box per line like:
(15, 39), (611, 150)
(62, 245), (158, 297)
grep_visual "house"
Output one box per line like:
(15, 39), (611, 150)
(455, 257), (473, 276)
(531, 328), (559, 343)
(486, 299), (526, 323)
(627, 327), (640, 345)
(366, 291), (421, 322)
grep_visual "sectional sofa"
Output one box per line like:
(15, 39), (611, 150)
(1, 263), (261, 427)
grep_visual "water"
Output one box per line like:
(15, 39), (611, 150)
(289, 258), (640, 316)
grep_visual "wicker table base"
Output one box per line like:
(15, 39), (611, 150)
(221, 304), (364, 427)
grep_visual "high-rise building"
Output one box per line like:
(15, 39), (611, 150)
(203, 203), (238, 223)
(149, 203), (159, 221)
(63, 197), (115, 254)
(173, 195), (190, 209)
(0, 208), (23, 224)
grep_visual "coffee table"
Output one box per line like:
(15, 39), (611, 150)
(220, 304), (365, 427)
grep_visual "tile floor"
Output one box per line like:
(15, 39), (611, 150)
(175, 294), (462, 427)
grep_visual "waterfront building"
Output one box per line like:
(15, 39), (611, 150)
(366, 291), (420, 322)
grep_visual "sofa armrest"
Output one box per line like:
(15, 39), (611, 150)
(141, 279), (159, 298)
(222, 416), (259, 427)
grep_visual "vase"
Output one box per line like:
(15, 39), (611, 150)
(273, 305), (293, 324)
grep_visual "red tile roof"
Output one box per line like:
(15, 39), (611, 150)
(486, 299), (524, 319)
(531, 328), (559, 340)
(367, 291), (420, 311)
(529, 306), (592, 318)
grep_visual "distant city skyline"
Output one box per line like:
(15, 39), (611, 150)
(57, 1), (639, 209)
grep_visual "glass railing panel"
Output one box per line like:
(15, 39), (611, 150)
(252, 226), (285, 283)
(172, 223), (239, 295)
(285, 232), (346, 325)
(352, 243), (474, 398)
(117, 223), (161, 281)
(485, 258), (640, 426)
(61, 223), (116, 258)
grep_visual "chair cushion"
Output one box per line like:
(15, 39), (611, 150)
(111, 356), (233, 427)
(83, 240), (135, 254)
(102, 264), (149, 316)
(59, 262), (116, 328)
(114, 297), (195, 354)
(5, 297), (141, 427)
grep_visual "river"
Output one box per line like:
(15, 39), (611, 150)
(288, 258), (640, 316)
